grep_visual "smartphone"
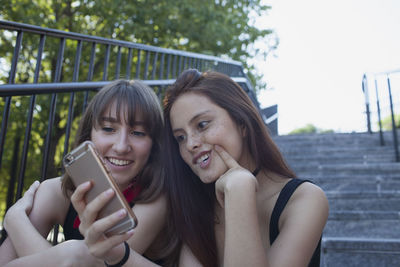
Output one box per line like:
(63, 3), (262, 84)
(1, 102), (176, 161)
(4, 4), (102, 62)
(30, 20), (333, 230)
(63, 141), (138, 235)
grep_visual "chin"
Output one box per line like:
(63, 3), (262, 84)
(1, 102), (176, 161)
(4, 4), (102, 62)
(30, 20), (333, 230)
(198, 174), (218, 184)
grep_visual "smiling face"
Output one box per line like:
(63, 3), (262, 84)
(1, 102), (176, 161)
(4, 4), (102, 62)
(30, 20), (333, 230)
(90, 102), (153, 190)
(170, 92), (252, 183)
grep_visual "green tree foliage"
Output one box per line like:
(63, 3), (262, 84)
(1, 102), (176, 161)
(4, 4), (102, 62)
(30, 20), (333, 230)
(289, 124), (334, 135)
(0, 0), (273, 90)
(379, 114), (400, 130)
(0, 0), (274, 217)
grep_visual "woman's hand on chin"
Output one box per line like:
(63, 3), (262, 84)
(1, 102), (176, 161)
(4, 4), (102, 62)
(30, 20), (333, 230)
(214, 145), (258, 208)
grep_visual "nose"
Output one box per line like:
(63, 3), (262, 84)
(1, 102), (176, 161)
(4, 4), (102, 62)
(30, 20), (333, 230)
(113, 132), (132, 154)
(186, 132), (201, 152)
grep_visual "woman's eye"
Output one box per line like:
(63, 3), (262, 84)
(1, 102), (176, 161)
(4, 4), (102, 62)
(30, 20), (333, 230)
(102, 127), (114, 133)
(198, 121), (209, 129)
(132, 131), (146, 136)
(175, 135), (185, 143)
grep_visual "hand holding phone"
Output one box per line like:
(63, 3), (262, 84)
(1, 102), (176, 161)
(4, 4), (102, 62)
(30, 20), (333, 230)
(63, 141), (138, 235)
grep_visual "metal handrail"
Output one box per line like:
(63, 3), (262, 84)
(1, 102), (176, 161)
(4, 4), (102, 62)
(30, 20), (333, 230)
(362, 70), (400, 162)
(0, 20), (278, 243)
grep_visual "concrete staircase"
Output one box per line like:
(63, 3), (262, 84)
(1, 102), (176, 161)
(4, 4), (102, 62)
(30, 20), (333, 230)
(273, 132), (400, 267)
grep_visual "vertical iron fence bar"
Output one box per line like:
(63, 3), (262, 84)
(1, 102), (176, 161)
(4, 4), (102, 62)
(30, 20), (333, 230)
(40, 37), (65, 185)
(183, 57), (187, 70)
(159, 53), (165, 80)
(188, 57), (192, 69)
(1, 31), (33, 243)
(151, 52), (158, 79)
(172, 54), (177, 78)
(0, 31), (23, 169)
(45, 38), (65, 245)
(126, 48), (132, 79)
(361, 74), (371, 133)
(144, 51), (150, 80)
(166, 54), (171, 79)
(374, 78), (384, 146)
(102, 44), (111, 81)
(115, 46), (122, 79)
(135, 49), (141, 79)
(178, 56), (183, 75)
(63, 40), (82, 156)
(16, 34), (46, 200)
(158, 53), (165, 98)
(83, 42), (96, 112)
(387, 76), (399, 162)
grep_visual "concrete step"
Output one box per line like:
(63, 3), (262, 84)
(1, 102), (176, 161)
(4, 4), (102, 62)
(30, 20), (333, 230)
(321, 237), (400, 267)
(291, 162), (400, 177)
(297, 173), (400, 181)
(283, 153), (396, 164)
(274, 132), (383, 143)
(324, 211), (400, 239)
(313, 179), (400, 192)
(326, 190), (400, 211)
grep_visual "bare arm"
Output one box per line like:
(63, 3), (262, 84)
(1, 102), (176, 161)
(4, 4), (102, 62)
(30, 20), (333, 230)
(2, 178), (70, 257)
(2, 240), (103, 267)
(215, 145), (329, 267)
(267, 183), (329, 266)
(0, 237), (18, 265)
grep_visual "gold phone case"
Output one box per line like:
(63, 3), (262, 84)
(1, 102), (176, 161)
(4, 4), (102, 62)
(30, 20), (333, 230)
(63, 141), (138, 235)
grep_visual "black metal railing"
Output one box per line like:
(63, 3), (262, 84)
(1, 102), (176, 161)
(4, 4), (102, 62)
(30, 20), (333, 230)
(362, 70), (400, 162)
(0, 20), (278, 243)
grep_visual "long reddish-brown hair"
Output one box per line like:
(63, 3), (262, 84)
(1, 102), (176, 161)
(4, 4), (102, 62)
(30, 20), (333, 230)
(162, 69), (296, 266)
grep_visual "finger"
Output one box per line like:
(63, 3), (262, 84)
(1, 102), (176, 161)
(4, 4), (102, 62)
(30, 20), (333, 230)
(85, 208), (128, 245)
(71, 181), (92, 215)
(23, 180), (40, 198)
(81, 188), (115, 225)
(214, 145), (240, 169)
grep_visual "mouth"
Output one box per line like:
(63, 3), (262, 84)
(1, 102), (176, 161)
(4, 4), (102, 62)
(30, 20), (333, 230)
(107, 157), (132, 166)
(193, 151), (211, 168)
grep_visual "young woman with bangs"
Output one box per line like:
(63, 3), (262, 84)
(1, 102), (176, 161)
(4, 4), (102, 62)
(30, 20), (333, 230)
(0, 79), (172, 266)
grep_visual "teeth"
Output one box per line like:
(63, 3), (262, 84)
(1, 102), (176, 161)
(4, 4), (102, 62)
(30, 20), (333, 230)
(197, 154), (209, 164)
(108, 158), (131, 166)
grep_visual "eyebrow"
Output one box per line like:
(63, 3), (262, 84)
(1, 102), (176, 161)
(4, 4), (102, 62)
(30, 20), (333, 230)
(172, 110), (210, 134)
(101, 116), (146, 126)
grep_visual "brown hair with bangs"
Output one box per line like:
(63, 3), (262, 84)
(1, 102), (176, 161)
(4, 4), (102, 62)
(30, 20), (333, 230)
(61, 79), (164, 203)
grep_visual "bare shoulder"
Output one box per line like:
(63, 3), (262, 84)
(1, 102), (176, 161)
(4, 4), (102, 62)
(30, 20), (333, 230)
(267, 180), (329, 266)
(281, 180), (329, 228)
(30, 177), (70, 225)
(290, 181), (328, 208)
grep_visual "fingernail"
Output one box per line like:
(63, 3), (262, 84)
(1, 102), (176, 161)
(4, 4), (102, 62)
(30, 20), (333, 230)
(105, 188), (114, 196)
(126, 229), (134, 236)
(118, 209), (127, 217)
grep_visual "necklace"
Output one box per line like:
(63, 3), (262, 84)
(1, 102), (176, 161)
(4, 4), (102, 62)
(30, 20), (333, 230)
(252, 166), (260, 177)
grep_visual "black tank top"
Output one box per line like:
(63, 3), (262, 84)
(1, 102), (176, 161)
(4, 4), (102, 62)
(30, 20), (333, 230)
(269, 178), (322, 267)
(63, 204), (83, 240)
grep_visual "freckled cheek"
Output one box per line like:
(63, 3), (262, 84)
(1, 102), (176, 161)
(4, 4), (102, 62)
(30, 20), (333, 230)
(204, 126), (225, 146)
(179, 147), (192, 165)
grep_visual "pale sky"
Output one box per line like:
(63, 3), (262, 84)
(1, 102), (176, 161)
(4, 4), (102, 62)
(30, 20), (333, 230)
(254, 0), (400, 134)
